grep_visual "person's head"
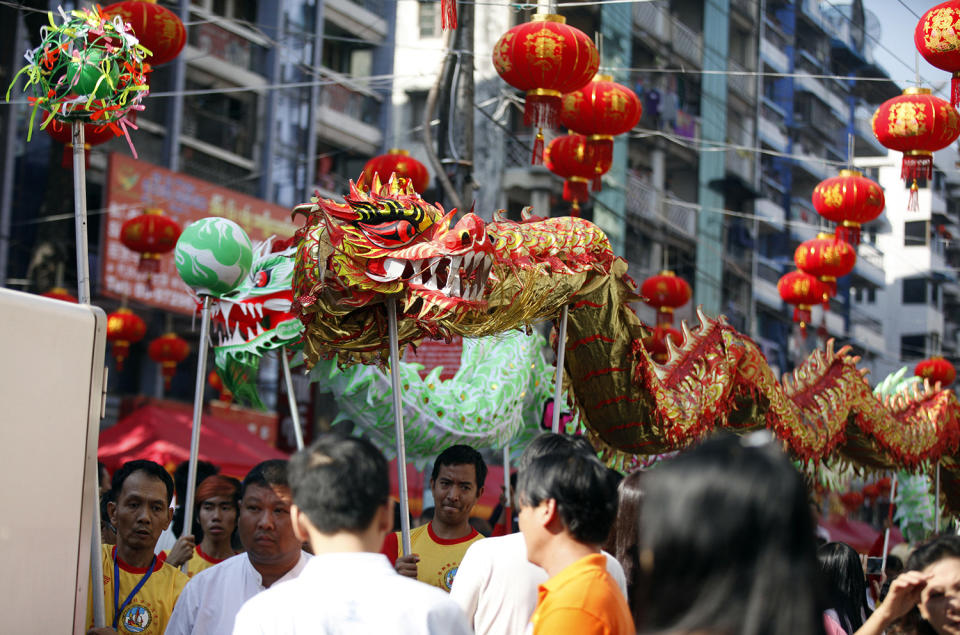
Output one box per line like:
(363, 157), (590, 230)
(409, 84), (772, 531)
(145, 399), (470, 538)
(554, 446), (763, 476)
(173, 459), (219, 536)
(817, 542), (870, 632)
(109, 460), (175, 554)
(429, 445), (486, 528)
(417, 506), (435, 528)
(100, 489), (117, 546)
(516, 432), (595, 474)
(604, 469), (645, 621)
(99, 461), (111, 496)
(516, 437), (618, 565)
(238, 460), (300, 567)
(287, 434), (391, 546)
(899, 535), (960, 635)
(195, 475), (240, 545)
(638, 433), (823, 635)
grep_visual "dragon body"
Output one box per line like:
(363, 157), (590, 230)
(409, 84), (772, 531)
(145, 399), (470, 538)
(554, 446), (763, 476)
(291, 177), (960, 509)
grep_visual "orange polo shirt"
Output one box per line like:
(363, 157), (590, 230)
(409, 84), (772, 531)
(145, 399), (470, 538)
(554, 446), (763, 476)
(529, 553), (634, 635)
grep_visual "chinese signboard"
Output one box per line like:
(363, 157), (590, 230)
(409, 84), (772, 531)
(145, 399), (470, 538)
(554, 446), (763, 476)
(102, 153), (298, 314)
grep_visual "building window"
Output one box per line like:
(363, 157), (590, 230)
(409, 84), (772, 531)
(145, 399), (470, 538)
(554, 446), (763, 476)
(905, 220), (929, 247)
(902, 277), (927, 304)
(900, 334), (926, 360)
(419, 0), (441, 38)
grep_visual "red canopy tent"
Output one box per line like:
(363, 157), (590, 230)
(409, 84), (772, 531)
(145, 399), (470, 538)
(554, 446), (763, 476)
(819, 515), (904, 554)
(99, 401), (288, 479)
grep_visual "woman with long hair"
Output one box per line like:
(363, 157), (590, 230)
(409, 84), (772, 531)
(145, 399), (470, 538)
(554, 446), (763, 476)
(637, 432), (826, 635)
(603, 470), (644, 624)
(856, 535), (960, 635)
(818, 542), (871, 633)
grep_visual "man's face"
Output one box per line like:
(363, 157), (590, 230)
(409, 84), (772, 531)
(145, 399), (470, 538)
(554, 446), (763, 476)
(237, 484), (300, 566)
(430, 463), (482, 527)
(198, 495), (237, 541)
(109, 471), (172, 553)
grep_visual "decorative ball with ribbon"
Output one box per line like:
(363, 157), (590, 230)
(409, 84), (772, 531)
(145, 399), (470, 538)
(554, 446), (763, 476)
(6, 6), (149, 143)
(872, 87), (960, 210)
(493, 14), (599, 164)
(811, 170), (885, 246)
(174, 217), (253, 297)
(915, 1), (960, 107)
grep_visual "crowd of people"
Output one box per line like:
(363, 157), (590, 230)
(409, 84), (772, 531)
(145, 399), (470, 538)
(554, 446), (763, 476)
(88, 431), (960, 635)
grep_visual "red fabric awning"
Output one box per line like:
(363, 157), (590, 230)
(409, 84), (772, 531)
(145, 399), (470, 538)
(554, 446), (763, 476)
(819, 515), (904, 554)
(99, 401), (288, 479)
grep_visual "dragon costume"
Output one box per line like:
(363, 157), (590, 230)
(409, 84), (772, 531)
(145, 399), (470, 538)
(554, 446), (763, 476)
(290, 176), (960, 509)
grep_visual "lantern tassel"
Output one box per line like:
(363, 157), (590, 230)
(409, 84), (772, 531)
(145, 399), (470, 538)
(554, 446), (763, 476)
(908, 179), (919, 212)
(592, 172), (603, 192)
(570, 200), (581, 218)
(563, 178), (589, 203)
(836, 223), (861, 247)
(532, 128), (544, 165)
(441, 0), (457, 30)
(953, 73), (960, 108)
(902, 153), (932, 182)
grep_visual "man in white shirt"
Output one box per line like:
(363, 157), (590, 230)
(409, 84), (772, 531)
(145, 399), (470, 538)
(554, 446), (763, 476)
(449, 434), (628, 634)
(165, 460), (310, 635)
(232, 434), (470, 634)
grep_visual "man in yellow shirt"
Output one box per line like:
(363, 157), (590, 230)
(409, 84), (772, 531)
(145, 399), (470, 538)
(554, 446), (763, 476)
(87, 460), (189, 635)
(381, 445), (486, 591)
(517, 435), (634, 634)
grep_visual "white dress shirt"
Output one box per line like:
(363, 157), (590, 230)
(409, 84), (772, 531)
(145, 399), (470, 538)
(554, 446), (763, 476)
(449, 532), (628, 635)
(164, 550), (311, 635)
(232, 552), (472, 635)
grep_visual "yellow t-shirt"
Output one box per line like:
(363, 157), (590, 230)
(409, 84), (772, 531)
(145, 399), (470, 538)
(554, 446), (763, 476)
(382, 522), (483, 591)
(87, 545), (188, 634)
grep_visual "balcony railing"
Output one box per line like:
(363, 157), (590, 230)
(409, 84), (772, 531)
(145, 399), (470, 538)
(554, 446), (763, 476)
(857, 241), (883, 269)
(187, 19), (269, 76)
(728, 60), (755, 101)
(672, 17), (703, 67)
(633, 2), (701, 67)
(626, 171), (697, 239)
(317, 68), (383, 127)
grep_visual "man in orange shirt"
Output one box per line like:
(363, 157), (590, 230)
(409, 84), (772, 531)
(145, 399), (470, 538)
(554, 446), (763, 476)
(517, 435), (634, 634)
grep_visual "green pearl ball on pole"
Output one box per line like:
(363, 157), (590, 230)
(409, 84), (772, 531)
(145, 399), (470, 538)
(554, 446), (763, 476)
(175, 217), (253, 297)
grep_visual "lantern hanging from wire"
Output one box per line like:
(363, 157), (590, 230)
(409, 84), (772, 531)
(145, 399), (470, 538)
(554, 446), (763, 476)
(777, 271), (828, 336)
(915, 356), (956, 387)
(811, 170), (885, 246)
(642, 325), (682, 364)
(107, 307), (147, 371)
(915, 1), (960, 107)
(794, 233), (857, 298)
(361, 149), (430, 194)
(544, 134), (611, 216)
(559, 74), (642, 185)
(41, 287), (79, 303)
(641, 271), (692, 327)
(120, 208), (182, 272)
(493, 14), (599, 164)
(101, 0), (187, 66)
(148, 332), (190, 390)
(872, 87), (960, 210)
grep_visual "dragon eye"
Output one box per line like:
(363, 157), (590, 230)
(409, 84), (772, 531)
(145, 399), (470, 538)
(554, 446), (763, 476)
(254, 271), (270, 287)
(358, 219), (420, 248)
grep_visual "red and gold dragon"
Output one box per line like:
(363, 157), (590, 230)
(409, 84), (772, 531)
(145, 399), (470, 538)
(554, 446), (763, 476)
(292, 176), (960, 509)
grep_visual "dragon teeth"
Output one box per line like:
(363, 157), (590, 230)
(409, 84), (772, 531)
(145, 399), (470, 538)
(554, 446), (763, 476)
(256, 323), (265, 336)
(239, 302), (249, 316)
(221, 301), (234, 325)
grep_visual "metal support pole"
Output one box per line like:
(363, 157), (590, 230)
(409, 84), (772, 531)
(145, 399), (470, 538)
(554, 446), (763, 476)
(502, 445), (511, 508)
(72, 123), (90, 303)
(936, 461), (942, 532)
(280, 346), (304, 451)
(387, 297), (412, 555)
(881, 473), (897, 575)
(552, 305), (569, 433)
(89, 460), (106, 627)
(181, 296), (212, 572)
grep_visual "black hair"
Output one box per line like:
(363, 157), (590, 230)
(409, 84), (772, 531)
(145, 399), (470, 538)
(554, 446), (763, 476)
(603, 470), (645, 625)
(173, 460), (219, 537)
(431, 444), (487, 489)
(420, 506), (435, 523)
(638, 433), (825, 635)
(287, 434), (389, 534)
(241, 459), (290, 499)
(100, 489), (116, 525)
(818, 542), (871, 632)
(891, 535), (960, 635)
(111, 459), (175, 505)
(516, 432), (595, 474)
(515, 441), (618, 545)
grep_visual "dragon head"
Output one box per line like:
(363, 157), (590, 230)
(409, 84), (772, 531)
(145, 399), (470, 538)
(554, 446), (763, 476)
(292, 175), (495, 357)
(212, 236), (303, 407)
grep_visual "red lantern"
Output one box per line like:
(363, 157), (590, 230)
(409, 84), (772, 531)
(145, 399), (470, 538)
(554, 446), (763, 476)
(544, 134), (610, 215)
(862, 483), (880, 501)
(120, 208), (182, 272)
(41, 287), (78, 303)
(876, 477), (892, 498)
(107, 308), (147, 371)
(45, 121), (117, 168)
(915, 356), (957, 387)
(915, 2), (960, 106)
(560, 74), (642, 183)
(839, 491), (865, 512)
(208, 370), (232, 403)
(493, 15), (599, 163)
(872, 87), (960, 209)
(148, 333), (190, 390)
(811, 170), (885, 246)
(794, 233), (857, 298)
(642, 325), (682, 364)
(641, 271), (692, 327)
(778, 271), (828, 335)
(102, 0), (187, 66)
(361, 149), (430, 194)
